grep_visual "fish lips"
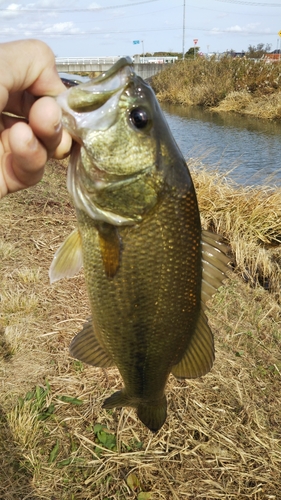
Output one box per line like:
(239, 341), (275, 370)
(56, 58), (134, 140)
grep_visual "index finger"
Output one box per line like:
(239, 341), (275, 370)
(0, 39), (66, 112)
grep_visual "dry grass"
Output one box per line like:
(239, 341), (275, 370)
(152, 58), (281, 120)
(211, 91), (281, 120)
(0, 159), (280, 499)
(190, 162), (281, 300)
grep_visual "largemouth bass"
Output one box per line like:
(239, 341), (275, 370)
(50, 58), (229, 432)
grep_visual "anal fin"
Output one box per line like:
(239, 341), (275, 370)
(103, 390), (131, 409)
(70, 320), (114, 368)
(171, 309), (214, 379)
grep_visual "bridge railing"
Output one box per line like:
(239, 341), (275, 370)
(55, 57), (122, 65)
(55, 56), (178, 66)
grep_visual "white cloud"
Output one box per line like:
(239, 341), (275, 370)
(209, 23), (271, 37)
(227, 25), (243, 33)
(43, 21), (81, 34)
(27, 0), (69, 7)
(0, 3), (22, 18)
(88, 2), (101, 10)
(37, 0), (62, 6)
(18, 20), (43, 29)
(7, 3), (21, 9)
(0, 26), (17, 33)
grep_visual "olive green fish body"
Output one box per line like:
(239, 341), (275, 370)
(76, 171), (201, 418)
(50, 58), (229, 431)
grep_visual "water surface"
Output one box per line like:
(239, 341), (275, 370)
(161, 103), (281, 187)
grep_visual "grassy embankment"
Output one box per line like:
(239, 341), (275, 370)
(152, 57), (281, 119)
(0, 159), (280, 499)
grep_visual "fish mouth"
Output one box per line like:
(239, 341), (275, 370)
(57, 57), (134, 137)
(67, 143), (139, 226)
(85, 165), (153, 192)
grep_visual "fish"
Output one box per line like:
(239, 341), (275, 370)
(50, 57), (230, 432)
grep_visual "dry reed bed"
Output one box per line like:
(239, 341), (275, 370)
(210, 90), (281, 120)
(0, 160), (280, 499)
(190, 161), (281, 300)
(152, 58), (281, 120)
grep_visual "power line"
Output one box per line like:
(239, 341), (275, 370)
(215, 0), (281, 6)
(62, 5), (182, 24)
(0, 25), (275, 36)
(0, 0), (159, 13)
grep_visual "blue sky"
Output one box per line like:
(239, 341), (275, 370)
(0, 0), (280, 57)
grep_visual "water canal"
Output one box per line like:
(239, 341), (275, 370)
(161, 103), (281, 187)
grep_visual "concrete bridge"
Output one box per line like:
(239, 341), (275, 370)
(55, 56), (174, 80)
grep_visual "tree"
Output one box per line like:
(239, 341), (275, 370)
(185, 47), (200, 59)
(246, 43), (271, 59)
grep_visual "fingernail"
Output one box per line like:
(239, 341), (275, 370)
(26, 130), (38, 150)
(54, 108), (62, 133)
(54, 121), (62, 134)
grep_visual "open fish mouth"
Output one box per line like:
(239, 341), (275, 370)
(56, 57), (134, 136)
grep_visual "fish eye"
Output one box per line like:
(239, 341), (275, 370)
(129, 107), (150, 130)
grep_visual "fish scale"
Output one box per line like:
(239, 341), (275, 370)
(76, 184), (201, 401)
(50, 57), (230, 431)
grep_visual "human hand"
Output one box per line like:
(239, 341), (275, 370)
(0, 39), (72, 199)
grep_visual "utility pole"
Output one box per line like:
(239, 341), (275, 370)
(182, 0), (185, 59)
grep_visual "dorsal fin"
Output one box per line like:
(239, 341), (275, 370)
(172, 230), (230, 380)
(171, 309), (214, 379)
(201, 230), (230, 307)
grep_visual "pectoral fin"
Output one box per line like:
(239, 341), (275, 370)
(98, 223), (121, 278)
(49, 228), (83, 284)
(171, 309), (214, 379)
(70, 320), (114, 368)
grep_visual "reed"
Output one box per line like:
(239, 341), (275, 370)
(191, 163), (281, 298)
(152, 57), (281, 119)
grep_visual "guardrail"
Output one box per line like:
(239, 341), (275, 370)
(56, 57), (124, 65)
(55, 56), (178, 65)
(55, 58), (173, 79)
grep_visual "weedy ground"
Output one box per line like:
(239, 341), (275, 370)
(0, 159), (280, 499)
(152, 58), (281, 120)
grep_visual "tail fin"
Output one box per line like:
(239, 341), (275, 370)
(137, 396), (167, 432)
(102, 390), (167, 432)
